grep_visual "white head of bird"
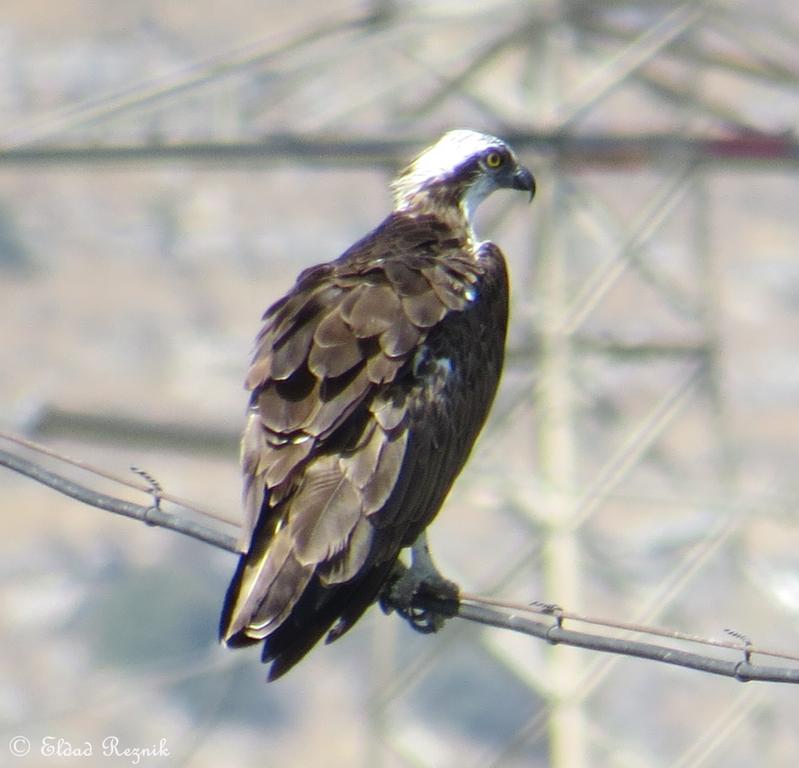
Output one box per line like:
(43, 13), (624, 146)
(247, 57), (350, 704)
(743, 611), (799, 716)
(391, 129), (535, 221)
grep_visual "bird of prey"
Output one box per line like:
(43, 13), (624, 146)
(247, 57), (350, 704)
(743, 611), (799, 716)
(220, 129), (535, 680)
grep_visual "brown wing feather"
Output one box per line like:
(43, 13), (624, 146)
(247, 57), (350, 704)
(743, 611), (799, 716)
(220, 213), (508, 679)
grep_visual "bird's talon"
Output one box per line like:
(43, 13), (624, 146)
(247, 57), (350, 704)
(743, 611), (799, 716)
(379, 563), (459, 634)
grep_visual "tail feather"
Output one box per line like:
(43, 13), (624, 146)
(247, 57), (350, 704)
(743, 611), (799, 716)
(220, 469), (404, 678)
(259, 579), (341, 681)
(221, 545), (398, 680)
(219, 554), (259, 647)
(261, 558), (397, 680)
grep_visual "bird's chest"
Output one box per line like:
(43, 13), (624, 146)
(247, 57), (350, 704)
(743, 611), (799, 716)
(405, 274), (506, 437)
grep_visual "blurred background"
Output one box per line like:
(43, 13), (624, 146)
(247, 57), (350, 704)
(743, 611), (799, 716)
(2, 1), (799, 766)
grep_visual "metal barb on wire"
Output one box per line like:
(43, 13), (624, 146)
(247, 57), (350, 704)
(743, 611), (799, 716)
(130, 465), (163, 524)
(530, 600), (564, 628)
(725, 628), (753, 664)
(530, 600), (565, 645)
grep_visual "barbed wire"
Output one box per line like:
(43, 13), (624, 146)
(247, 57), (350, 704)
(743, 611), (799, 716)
(0, 429), (237, 526)
(465, 596), (799, 666)
(1, 435), (798, 685)
(0, 443), (238, 553)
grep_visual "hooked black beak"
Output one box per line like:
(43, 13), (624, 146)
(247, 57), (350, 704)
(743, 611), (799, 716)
(511, 165), (536, 201)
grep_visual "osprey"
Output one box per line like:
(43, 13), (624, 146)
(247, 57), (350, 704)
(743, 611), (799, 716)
(220, 129), (535, 680)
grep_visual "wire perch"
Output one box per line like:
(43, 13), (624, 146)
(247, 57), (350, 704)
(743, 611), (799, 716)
(1, 440), (799, 685)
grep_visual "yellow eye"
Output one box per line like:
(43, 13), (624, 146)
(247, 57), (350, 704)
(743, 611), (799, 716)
(485, 151), (503, 168)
